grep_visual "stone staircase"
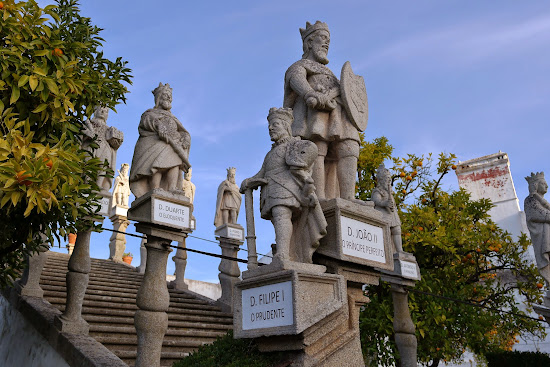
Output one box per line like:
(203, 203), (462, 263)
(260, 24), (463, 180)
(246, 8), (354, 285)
(40, 251), (233, 367)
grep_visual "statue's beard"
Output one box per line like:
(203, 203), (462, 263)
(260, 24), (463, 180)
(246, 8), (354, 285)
(312, 47), (329, 65)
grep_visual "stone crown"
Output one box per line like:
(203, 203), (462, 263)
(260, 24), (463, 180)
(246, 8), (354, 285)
(526, 172), (545, 184)
(300, 21), (329, 41)
(152, 82), (172, 97)
(267, 107), (293, 123)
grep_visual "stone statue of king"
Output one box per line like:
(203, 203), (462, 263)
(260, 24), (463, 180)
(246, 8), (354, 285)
(284, 21), (367, 201)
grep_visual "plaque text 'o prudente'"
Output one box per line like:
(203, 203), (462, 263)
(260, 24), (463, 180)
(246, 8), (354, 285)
(340, 215), (385, 264)
(153, 198), (190, 229)
(242, 281), (293, 330)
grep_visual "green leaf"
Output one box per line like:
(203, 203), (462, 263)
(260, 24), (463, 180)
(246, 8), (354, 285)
(32, 104), (48, 113)
(17, 75), (29, 87)
(10, 86), (20, 105)
(44, 78), (59, 95)
(29, 75), (38, 91)
(34, 50), (50, 57)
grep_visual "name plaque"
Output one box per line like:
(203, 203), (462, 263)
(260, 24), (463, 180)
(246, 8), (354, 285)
(242, 281), (293, 330)
(97, 197), (111, 217)
(399, 260), (419, 280)
(228, 227), (244, 241)
(153, 198), (190, 229)
(340, 215), (385, 264)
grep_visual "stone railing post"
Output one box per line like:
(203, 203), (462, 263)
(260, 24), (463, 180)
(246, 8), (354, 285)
(171, 234), (188, 290)
(134, 234), (172, 367)
(215, 223), (244, 312)
(54, 228), (92, 335)
(391, 284), (417, 367)
(109, 207), (130, 262)
(128, 189), (193, 367)
(16, 239), (49, 298)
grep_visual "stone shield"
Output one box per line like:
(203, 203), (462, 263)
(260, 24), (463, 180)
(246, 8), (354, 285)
(340, 61), (368, 132)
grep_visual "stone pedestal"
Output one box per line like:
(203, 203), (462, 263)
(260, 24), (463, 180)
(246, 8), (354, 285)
(109, 211), (130, 262)
(170, 235), (188, 291)
(215, 224), (245, 312)
(54, 229), (92, 335)
(234, 261), (346, 339)
(137, 238), (147, 274)
(16, 243), (49, 298)
(128, 189), (192, 367)
(317, 198), (393, 272)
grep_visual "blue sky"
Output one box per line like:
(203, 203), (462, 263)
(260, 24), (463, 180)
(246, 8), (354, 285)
(46, 1), (550, 283)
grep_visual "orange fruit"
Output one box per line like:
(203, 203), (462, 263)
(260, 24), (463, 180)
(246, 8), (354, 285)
(418, 226), (423, 231)
(537, 283), (544, 289)
(0, 2), (4, 10)
(402, 190), (406, 194)
(406, 175), (412, 181)
(452, 164), (457, 170)
(466, 254), (472, 259)
(411, 170), (417, 177)
(43, 157), (53, 169)
(417, 160), (423, 167)
(16, 170), (32, 186)
(399, 172), (405, 177)
(421, 198), (427, 204)
(52, 48), (63, 56)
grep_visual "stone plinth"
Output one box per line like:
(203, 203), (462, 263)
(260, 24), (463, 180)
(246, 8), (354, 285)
(128, 188), (193, 231)
(234, 262), (346, 340)
(170, 235), (188, 291)
(96, 193), (112, 217)
(215, 223), (245, 242)
(216, 223), (245, 313)
(128, 189), (191, 367)
(16, 244), (49, 298)
(318, 198), (393, 272)
(109, 212), (130, 262)
(54, 229), (92, 335)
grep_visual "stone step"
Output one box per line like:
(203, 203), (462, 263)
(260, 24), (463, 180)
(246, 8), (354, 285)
(42, 269), (144, 285)
(39, 251), (233, 366)
(46, 295), (226, 313)
(89, 324), (227, 339)
(71, 306), (233, 323)
(84, 314), (233, 330)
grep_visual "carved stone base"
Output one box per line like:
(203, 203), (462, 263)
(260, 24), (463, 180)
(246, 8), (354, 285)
(16, 246), (49, 298)
(216, 233), (243, 313)
(134, 310), (168, 367)
(170, 237), (188, 291)
(234, 265), (346, 340)
(109, 214), (130, 262)
(54, 230), (91, 335)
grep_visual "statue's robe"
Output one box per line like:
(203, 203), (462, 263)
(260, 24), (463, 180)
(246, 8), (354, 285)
(525, 193), (550, 270)
(130, 108), (190, 194)
(214, 180), (241, 227)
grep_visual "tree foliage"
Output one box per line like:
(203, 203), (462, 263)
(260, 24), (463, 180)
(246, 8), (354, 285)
(358, 136), (545, 366)
(0, 0), (131, 287)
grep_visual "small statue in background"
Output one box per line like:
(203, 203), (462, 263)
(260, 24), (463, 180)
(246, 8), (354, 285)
(240, 107), (326, 264)
(182, 168), (196, 204)
(214, 167), (241, 227)
(372, 163), (403, 253)
(524, 172), (550, 286)
(130, 83), (191, 199)
(113, 163), (130, 207)
(82, 106), (123, 192)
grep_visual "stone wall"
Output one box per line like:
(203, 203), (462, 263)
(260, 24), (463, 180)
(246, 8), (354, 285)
(0, 295), (70, 367)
